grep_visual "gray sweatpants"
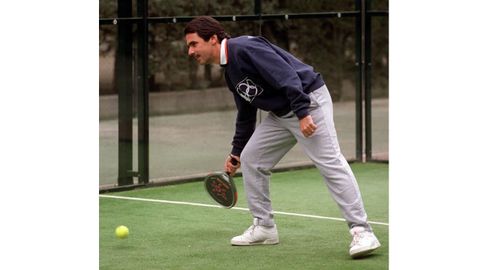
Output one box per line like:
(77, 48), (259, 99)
(239, 85), (372, 231)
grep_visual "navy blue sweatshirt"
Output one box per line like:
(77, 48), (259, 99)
(220, 36), (325, 156)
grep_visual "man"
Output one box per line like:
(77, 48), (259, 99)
(184, 16), (381, 258)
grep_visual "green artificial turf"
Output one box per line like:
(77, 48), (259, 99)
(100, 163), (388, 270)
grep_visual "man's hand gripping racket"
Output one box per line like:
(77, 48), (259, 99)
(204, 155), (241, 208)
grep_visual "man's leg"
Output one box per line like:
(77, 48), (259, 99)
(239, 113), (296, 227)
(286, 85), (371, 230)
(231, 113), (296, 246)
(286, 85), (380, 257)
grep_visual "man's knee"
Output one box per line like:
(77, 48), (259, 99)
(240, 144), (259, 167)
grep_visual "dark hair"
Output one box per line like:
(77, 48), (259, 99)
(184, 16), (230, 41)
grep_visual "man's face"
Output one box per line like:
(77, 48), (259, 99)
(185, 32), (216, 65)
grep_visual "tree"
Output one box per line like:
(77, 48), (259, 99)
(99, 0), (388, 100)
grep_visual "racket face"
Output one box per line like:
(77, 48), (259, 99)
(204, 172), (237, 208)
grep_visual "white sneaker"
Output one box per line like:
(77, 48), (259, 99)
(349, 226), (381, 258)
(231, 218), (279, 246)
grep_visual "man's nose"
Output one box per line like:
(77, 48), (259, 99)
(188, 47), (195, 56)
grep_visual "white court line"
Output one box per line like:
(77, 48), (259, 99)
(100, 194), (389, 226)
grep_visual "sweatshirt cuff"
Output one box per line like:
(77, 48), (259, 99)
(295, 108), (310, 120)
(231, 146), (243, 157)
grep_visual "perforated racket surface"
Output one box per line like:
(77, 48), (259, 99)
(204, 172), (237, 208)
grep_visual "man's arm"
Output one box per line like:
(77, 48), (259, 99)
(231, 93), (257, 156)
(242, 38), (311, 120)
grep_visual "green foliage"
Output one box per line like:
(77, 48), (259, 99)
(99, 0), (388, 99)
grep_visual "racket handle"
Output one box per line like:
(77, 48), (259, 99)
(229, 154), (239, 166)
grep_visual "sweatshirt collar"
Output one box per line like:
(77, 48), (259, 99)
(220, 38), (228, 66)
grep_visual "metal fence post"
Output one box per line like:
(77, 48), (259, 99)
(355, 0), (365, 162)
(136, 0), (150, 184)
(116, 0), (134, 186)
(365, 0), (373, 161)
(255, 0), (263, 124)
(254, 0), (262, 15)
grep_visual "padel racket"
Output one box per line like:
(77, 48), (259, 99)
(204, 159), (238, 208)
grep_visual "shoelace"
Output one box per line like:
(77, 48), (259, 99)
(352, 232), (366, 245)
(245, 218), (260, 235)
(245, 225), (257, 237)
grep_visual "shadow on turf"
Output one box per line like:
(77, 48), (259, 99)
(350, 253), (381, 260)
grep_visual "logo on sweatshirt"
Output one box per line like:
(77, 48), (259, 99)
(235, 77), (264, 103)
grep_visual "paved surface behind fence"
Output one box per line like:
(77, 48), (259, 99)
(100, 98), (388, 188)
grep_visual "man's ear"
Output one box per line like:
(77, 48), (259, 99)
(210, 34), (219, 44)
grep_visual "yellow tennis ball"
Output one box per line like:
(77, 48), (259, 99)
(115, 225), (129, 239)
